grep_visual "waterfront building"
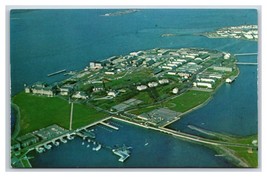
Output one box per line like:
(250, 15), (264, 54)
(24, 86), (31, 93)
(213, 66), (233, 72)
(17, 133), (39, 148)
(89, 61), (103, 70)
(31, 85), (55, 97)
(193, 82), (212, 88)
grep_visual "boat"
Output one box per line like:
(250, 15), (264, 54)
(53, 141), (60, 146)
(44, 144), (52, 150)
(93, 144), (102, 151)
(144, 143), (149, 146)
(67, 135), (75, 140)
(36, 147), (45, 153)
(60, 138), (67, 143)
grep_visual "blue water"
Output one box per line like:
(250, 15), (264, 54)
(29, 119), (232, 168)
(10, 9), (258, 167)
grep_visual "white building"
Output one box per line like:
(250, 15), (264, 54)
(223, 53), (231, 59)
(158, 79), (169, 84)
(105, 71), (115, 75)
(107, 91), (117, 97)
(197, 78), (215, 83)
(194, 82), (212, 88)
(137, 85), (148, 91)
(172, 88), (179, 94)
(148, 82), (158, 88)
(167, 71), (176, 75)
(72, 91), (88, 99)
(89, 62), (103, 70)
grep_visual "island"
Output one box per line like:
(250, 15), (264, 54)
(11, 47), (257, 168)
(201, 25), (258, 41)
(100, 9), (139, 17)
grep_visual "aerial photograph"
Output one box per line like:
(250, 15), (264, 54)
(10, 9), (258, 168)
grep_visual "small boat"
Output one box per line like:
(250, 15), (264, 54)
(144, 143), (149, 146)
(82, 142), (85, 145)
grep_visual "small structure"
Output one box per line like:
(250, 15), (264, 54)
(223, 53), (231, 59)
(225, 76), (236, 83)
(72, 91), (88, 99)
(148, 82), (158, 88)
(59, 86), (73, 96)
(158, 79), (169, 84)
(107, 91), (117, 97)
(172, 87), (179, 94)
(105, 71), (115, 75)
(137, 85), (148, 91)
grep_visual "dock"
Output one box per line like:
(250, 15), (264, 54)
(47, 69), (66, 77)
(112, 145), (131, 162)
(100, 122), (119, 130)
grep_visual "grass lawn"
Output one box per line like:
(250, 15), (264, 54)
(12, 92), (107, 136)
(227, 135), (258, 167)
(164, 90), (212, 113)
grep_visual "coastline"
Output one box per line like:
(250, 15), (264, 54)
(11, 103), (21, 139)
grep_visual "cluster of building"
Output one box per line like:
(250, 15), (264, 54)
(25, 81), (89, 100)
(12, 125), (68, 152)
(205, 25), (258, 41)
(136, 79), (169, 91)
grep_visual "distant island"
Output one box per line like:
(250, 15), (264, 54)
(201, 25), (258, 41)
(100, 9), (139, 17)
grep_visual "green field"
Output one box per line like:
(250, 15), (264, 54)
(12, 92), (107, 136)
(228, 135), (258, 167)
(164, 90), (212, 113)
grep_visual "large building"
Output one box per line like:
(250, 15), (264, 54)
(28, 82), (55, 97)
(89, 61), (103, 70)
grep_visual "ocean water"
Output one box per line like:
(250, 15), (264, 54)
(10, 9), (258, 167)
(29, 119), (233, 168)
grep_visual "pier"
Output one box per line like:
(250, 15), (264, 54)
(100, 122), (119, 130)
(236, 62), (258, 65)
(47, 69), (66, 77)
(234, 53), (258, 56)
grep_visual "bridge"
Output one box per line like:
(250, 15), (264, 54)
(234, 53), (258, 56)
(111, 116), (254, 148)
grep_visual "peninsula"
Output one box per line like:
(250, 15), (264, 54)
(201, 25), (258, 41)
(11, 47), (257, 168)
